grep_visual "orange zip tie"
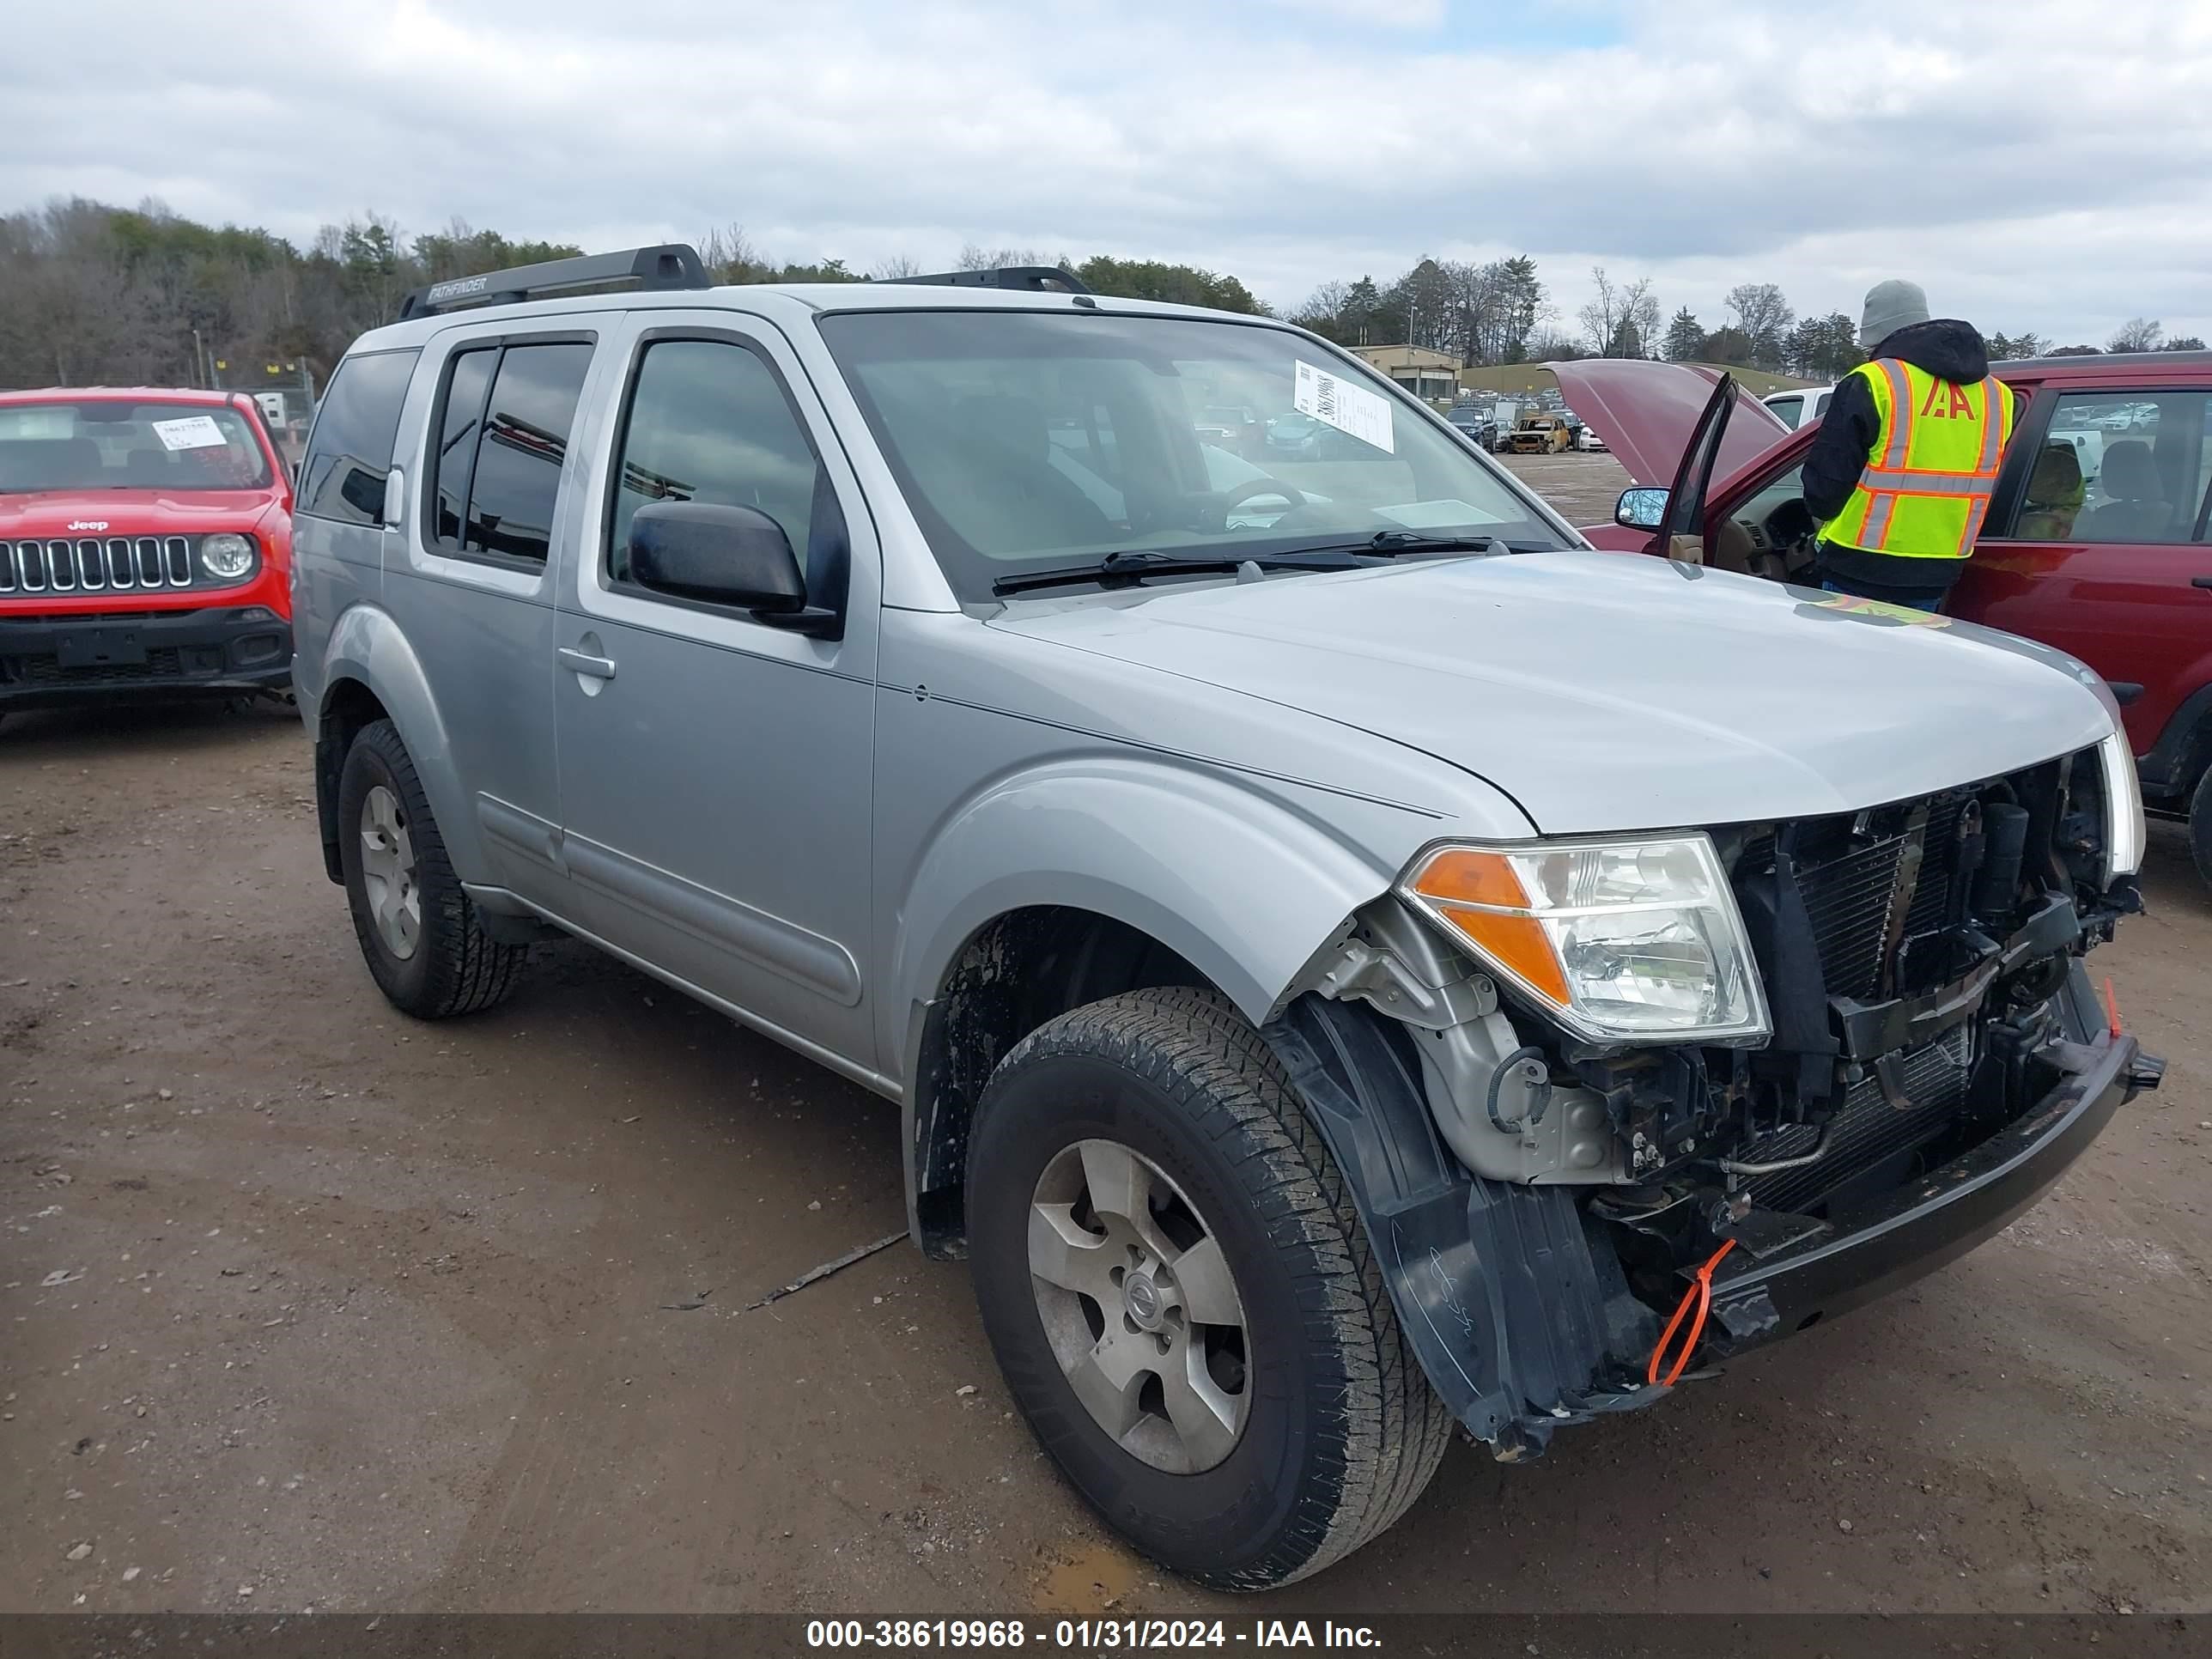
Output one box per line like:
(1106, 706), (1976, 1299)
(1646, 1238), (1738, 1388)
(2103, 977), (2123, 1039)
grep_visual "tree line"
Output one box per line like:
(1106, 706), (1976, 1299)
(0, 197), (2197, 395)
(0, 200), (1269, 392)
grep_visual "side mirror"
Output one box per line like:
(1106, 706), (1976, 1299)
(626, 501), (837, 635)
(1615, 487), (1669, 532)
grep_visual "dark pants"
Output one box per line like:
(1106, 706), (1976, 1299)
(1819, 574), (1950, 613)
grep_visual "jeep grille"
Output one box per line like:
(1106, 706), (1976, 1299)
(0, 538), (197, 595)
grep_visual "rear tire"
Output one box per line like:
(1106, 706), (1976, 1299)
(337, 718), (524, 1018)
(966, 988), (1451, 1590)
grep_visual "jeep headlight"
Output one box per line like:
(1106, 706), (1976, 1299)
(2098, 729), (2144, 882)
(199, 532), (256, 580)
(1401, 835), (1771, 1044)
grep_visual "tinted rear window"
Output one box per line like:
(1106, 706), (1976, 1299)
(427, 340), (593, 564)
(300, 349), (419, 524)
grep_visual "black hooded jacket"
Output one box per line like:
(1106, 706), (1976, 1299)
(1802, 319), (2004, 592)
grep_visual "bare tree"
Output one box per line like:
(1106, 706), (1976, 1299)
(1724, 283), (1795, 369)
(2108, 317), (2163, 352)
(868, 254), (923, 279)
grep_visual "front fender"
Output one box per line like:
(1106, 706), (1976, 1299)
(889, 755), (1440, 1089)
(318, 603), (485, 880)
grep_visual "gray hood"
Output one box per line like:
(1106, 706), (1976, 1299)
(988, 552), (2115, 835)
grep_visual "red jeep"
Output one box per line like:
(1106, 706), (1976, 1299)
(0, 387), (295, 727)
(1566, 353), (2212, 880)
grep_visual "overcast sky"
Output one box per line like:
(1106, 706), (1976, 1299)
(6, 0), (2209, 346)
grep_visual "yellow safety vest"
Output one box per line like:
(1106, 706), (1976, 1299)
(1821, 359), (2015, 561)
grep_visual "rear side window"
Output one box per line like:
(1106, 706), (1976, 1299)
(1997, 389), (2212, 544)
(426, 339), (593, 564)
(299, 349), (418, 524)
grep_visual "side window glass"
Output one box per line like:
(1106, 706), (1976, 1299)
(607, 339), (823, 585)
(2004, 390), (2212, 544)
(298, 348), (418, 524)
(433, 349), (495, 544)
(426, 340), (592, 564)
(463, 343), (593, 562)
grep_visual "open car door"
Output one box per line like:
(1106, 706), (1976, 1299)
(1617, 373), (1737, 564)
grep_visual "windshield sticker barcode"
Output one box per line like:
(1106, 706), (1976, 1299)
(150, 415), (228, 452)
(1293, 361), (1394, 453)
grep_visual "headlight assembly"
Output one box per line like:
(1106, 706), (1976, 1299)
(1401, 835), (1771, 1045)
(199, 532), (257, 581)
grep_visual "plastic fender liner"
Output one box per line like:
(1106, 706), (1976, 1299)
(1263, 995), (1662, 1457)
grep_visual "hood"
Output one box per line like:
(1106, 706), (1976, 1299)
(0, 486), (284, 538)
(987, 553), (2114, 836)
(1548, 359), (1792, 486)
(1871, 318), (1990, 384)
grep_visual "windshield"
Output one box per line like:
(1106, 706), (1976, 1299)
(818, 310), (1567, 598)
(0, 401), (273, 492)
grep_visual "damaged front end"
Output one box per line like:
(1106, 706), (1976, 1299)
(1270, 741), (2162, 1460)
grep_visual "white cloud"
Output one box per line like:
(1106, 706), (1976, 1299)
(1, 0), (2207, 344)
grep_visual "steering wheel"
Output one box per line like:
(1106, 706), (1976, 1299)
(1764, 497), (1817, 550)
(1219, 476), (1308, 530)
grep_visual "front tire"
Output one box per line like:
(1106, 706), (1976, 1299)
(2190, 765), (2212, 889)
(966, 988), (1451, 1590)
(337, 718), (525, 1018)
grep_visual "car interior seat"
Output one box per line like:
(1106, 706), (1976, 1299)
(124, 447), (175, 485)
(2014, 442), (2084, 541)
(940, 394), (1114, 553)
(2080, 440), (2173, 541)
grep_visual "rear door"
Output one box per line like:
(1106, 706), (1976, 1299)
(1951, 382), (2212, 765)
(389, 323), (604, 905)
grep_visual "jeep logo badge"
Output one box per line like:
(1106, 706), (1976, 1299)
(67, 520), (109, 532)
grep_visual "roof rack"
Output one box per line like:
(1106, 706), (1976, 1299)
(884, 265), (1091, 295)
(398, 243), (711, 320)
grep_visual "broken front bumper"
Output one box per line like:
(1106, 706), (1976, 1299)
(1703, 1024), (2160, 1352)
(1267, 986), (2159, 1461)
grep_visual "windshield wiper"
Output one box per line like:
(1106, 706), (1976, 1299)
(1276, 530), (1516, 558)
(991, 548), (1368, 597)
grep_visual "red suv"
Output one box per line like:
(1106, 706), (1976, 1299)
(0, 387), (295, 727)
(1565, 353), (2212, 879)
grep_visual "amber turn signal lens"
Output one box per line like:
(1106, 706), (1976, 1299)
(1407, 849), (1528, 910)
(1430, 908), (1571, 1006)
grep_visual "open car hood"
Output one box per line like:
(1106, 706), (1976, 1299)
(1551, 360), (1793, 486)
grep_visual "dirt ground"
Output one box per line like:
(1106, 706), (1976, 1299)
(3, 457), (2208, 1614)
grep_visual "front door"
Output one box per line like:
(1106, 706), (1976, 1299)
(1951, 384), (2212, 763)
(551, 313), (881, 1074)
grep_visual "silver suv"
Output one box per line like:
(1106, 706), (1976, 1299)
(291, 246), (2160, 1589)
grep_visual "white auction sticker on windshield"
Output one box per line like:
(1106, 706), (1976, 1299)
(1293, 360), (1394, 453)
(151, 415), (228, 452)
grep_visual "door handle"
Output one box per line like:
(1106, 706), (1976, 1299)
(2191, 575), (2212, 590)
(557, 646), (617, 681)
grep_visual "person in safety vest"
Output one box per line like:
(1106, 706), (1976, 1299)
(1800, 279), (2016, 611)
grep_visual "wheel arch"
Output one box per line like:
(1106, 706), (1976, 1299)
(890, 763), (1419, 1256)
(313, 605), (478, 885)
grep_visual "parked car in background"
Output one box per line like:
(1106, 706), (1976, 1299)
(1505, 412), (1571, 453)
(1445, 403), (1497, 450)
(1761, 385), (1835, 428)
(1567, 350), (2212, 881)
(1193, 404), (1261, 458)
(1573, 421), (1608, 452)
(0, 387), (296, 727)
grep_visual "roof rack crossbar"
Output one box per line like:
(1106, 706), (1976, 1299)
(398, 243), (711, 320)
(884, 265), (1091, 295)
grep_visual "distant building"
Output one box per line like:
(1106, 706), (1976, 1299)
(1346, 344), (1459, 403)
